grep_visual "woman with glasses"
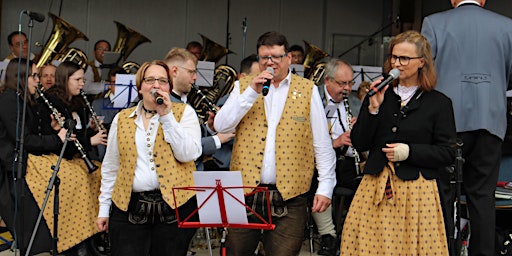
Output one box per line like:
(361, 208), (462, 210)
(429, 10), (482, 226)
(340, 30), (456, 255)
(24, 60), (106, 254)
(96, 60), (201, 256)
(0, 58), (67, 254)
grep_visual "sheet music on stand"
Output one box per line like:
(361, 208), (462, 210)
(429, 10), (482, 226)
(0, 61), (7, 85)
(290, 64), (305, 77)
(196, 61), (215, 87)
(110, 74), (138, 109)
(352, 65), (383, 90)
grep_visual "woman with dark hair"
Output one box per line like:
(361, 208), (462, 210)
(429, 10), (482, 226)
(25, 60), (105, 253)
(0, 58), (66, 254)
(96, 60), (201, 256)
(42, 61), (107, 160)
(340, 30), (456, 255)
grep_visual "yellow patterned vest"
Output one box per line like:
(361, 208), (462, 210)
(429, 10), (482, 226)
(230, 74), (315, 200)
(112, 104), (196, 210)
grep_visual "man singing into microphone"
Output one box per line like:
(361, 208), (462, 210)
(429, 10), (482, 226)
(214, 31), (336, 256)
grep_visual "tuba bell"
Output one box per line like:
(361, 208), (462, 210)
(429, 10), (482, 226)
(199, 34), (234, 63)
(35, 13), (89, 69)
(303, 40), (330, 83)
(112, 21), (151, 74)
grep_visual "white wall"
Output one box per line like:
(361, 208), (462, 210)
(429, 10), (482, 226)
(2, 0), (510, 70)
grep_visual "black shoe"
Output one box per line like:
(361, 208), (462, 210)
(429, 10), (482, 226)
(317, 234), (337, 256)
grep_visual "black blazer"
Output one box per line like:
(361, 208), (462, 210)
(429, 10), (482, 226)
(351, 87), (457, 180)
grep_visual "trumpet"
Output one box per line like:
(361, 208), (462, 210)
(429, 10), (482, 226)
(80, 90), (105, 132)
(36, 87), (98, 173)
(342, 91), (362, 177)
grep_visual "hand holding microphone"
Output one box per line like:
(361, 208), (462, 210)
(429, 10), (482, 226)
(262, 67), (274, 96)
(367, 68), (400, 97)
(151, 89), (164, 105)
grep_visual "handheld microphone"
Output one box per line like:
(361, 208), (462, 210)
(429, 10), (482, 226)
(24, 10), (45, 22)
(262, 67), (274, 96)
(367, 68), (400, 97)
(151, 89), (164, 105)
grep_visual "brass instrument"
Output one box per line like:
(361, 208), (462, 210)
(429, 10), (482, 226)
(303, 41), (330, 83)
(113, 21), (151, 74)
(80, 90), (105, 132)
(188, 65), (237, 122)
(342, 91), (362, 177)
(36, 13), (89, 69)
(198, 34), (234, 63)
(36, 87), (98, 173)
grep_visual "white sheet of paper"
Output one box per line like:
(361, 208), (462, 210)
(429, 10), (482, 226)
(112, 74), (137, 108)
(196, 61), (215, 87)
(325, 105), (337, 119)
(352, 65), (383, 90)
(290, 64), (305, 77)
(193, 171), (248, 225)
(0, 61), (8, 85)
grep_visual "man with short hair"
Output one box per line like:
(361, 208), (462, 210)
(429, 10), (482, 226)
(40, 64), (56, 90)
(164, 47), (235, 171)
(214, 31), (336, 256)
(4, 31), (35, 61)
(422, 1), (512, 255)
(83, 40), (111, 95)
(238, 54), (259, 80)
(186, 41), (203, 60)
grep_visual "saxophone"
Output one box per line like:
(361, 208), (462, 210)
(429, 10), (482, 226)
(36, 87), (98, 173)
(80, 90), (105, 131)
(342, 92), (362, 177)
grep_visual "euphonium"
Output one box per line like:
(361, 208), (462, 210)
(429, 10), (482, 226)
(35, 13), (89, 69)
(113, 21), (151, 74)
(342, 91), (362, 177)
(36, 87), (98, 173)
(303, 40), (329, 83)
(188, 65), (237, 122)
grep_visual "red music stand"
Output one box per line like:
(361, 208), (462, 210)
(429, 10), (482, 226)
(173, 179), (276, 255)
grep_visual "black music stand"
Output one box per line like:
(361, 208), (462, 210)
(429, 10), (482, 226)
(25, 121), (74, 256)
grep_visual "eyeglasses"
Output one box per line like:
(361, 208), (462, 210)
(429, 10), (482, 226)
(29, 73), (39, 79)
(331, 78), (355, 87)
(143, 77), (169, 85)
(177, 66), (197, 75)
(95, 48), (110, 52)
(257, 53), (287, 64)
(389, 55), (423, 65)
(71, 77), (86, 83)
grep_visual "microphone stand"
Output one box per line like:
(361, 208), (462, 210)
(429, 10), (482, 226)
(25, 126), (72, 256)
(14, 12), (37, 255)
(453, 139), (464, 256)
(241, 17), (247, 58)
(338, 16), (399, 60)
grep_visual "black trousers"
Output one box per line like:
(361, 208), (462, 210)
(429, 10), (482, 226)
(438, 130), (501, 256)
(109, 194), (198, 256)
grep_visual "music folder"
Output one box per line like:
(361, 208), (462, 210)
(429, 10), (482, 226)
(196, 61), (215, 87)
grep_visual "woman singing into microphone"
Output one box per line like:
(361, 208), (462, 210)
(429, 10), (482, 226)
(340, 30), (456, 255)
(96, 60), (202, 256)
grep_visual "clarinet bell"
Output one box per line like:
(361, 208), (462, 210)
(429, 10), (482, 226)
(84, 156), (99, 173)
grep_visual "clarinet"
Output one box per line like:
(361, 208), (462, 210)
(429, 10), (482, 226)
(36, 87), (98, 173)
(80, 90), (105, 132)
(342, 92), (362, 177)
(192, 83), (218, 114)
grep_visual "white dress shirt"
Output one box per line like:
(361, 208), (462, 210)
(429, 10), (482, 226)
(324, 85), (355, 157)
(214, 71), (336, 199)
(98, 101), (202, 217)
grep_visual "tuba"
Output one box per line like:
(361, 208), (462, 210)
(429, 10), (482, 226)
(303, 40), (330, 84)
(188, 34), (237, 121)
(36, 13), (89, 69)
(112, 21), (151, 74)
(198, 34), (234, 63)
